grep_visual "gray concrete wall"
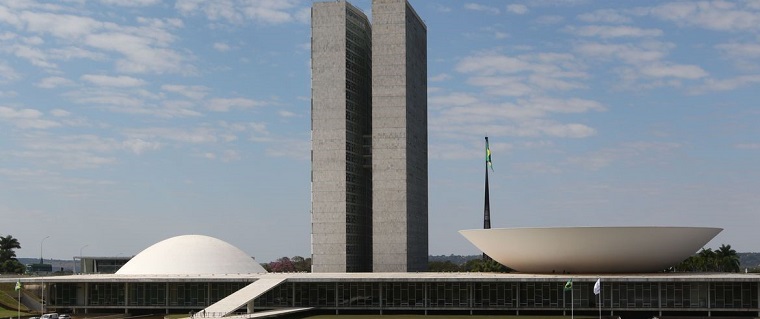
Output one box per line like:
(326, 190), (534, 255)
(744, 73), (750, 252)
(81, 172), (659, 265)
(311, 1), (373, 273)
(371, 0), (428, 272)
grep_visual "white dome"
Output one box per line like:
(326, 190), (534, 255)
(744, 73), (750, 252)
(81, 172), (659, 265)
(116, 235), (267, 275)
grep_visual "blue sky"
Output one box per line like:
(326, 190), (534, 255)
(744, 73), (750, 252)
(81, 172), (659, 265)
(2, 0), (759, 263)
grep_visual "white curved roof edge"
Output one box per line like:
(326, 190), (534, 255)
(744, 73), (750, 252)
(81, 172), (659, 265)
(460, 226), (722, 273)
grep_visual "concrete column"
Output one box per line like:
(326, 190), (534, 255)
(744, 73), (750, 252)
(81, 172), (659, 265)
(124, 283), (129, 314)
(707, 281), (711, 317)
(658, 282), (662, 316)
(84, 283), (89, 314)
(379, 283), (383, 315)
(247, 301), (254, 314)
(165, 283), (170, 314)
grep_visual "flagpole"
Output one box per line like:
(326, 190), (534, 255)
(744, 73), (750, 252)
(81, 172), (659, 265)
(571, 285), (574, 319)
(594, 278), (602, 319)
(598, 292), (601, 319)
(484, 136), (491, 230)
(483, 136), (491, 261)
(17, 281), (20, 319)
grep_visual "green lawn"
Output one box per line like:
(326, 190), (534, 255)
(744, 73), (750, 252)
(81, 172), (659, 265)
(302, 316), (593, 319)
(0, 308), (33, 318)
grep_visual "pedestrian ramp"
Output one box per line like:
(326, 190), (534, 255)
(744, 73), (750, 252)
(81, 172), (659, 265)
(200, 278), (287, 317)
(217, 307), (313, 319)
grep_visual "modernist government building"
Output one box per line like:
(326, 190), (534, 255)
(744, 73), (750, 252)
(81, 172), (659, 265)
(4, 1), (760, 319)
(311, 0), (428, 273)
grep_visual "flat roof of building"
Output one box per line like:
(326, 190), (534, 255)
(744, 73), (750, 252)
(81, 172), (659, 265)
(10, 271), (759, 284)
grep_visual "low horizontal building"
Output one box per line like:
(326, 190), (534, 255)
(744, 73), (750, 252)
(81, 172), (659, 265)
(6, 235), (759, 319)
(17, 272), (760, 318)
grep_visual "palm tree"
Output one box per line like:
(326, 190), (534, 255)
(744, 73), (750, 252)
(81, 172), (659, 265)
(0, 235), (22, 262)
(697, 248), (717, 271)
(716, 244), (740, 272)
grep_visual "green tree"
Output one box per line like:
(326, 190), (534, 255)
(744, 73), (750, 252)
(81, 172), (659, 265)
(462, 258), (510, 273)
(0, 234), (24, 274)
(673, 245), (741, 273)
(291, 256), (312, 272)
(0, 234), (21, 261)
(716, 244), (740, 272)
(427, 260), (462, 272)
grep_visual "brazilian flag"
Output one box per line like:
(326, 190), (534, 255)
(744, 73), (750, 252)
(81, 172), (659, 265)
(485, 137), (493, 171)
(564, 279), (572, 292)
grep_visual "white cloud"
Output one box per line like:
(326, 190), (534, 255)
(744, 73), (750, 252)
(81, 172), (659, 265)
(429, 92), (479, 108)
(99, 0), (161, 7)
(85, 32), (190, 74)
(0, 105), (61, 129)
(13, 133), (120, 169)
(640, 63), (708, 79)
(220, 149), (241, 162)
(535, 15), (564, 24)
(568, 142), (682, 170)
(175, 0), (307, 25)
(649, 1), (760, 31)
(207, 98), (265, 112)
(213, 42), (231, 52)
(0, 61), (19, 82)
(37, 76), (73, 88)
(0, 6), (192, 75)
(456, 51), (587, 96)
(278, 110), (297, 118)
(10, 44), (57, 69)
(50, 109), (71, 117)
(429, 95), (605, 141)
(693, 75), (760, 93)
(716, 42), (760, 58)
(122, 138), (161, 154)
(467, 76), (535, 96)
(716, 42), (760, 69)
(464, 3), (500, 15)
(507, 4), (528, 15)
(574, 42), (668, 64)
(81, 74), (147, 87)
(162, 84), (210, 100)
(577, 9), (632, 24)
(429, 73), (451, 82)
(434, 4), (452, 13)
(264, 138), (309, 160)
(566, 25), (663, 38)
(124, 127), (219, 144)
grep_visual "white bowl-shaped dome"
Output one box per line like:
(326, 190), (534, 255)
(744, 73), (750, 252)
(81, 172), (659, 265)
(116, 235), (267, 275)
(460, 227), (722, 273)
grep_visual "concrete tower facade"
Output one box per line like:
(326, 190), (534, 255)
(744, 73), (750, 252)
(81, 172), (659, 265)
(311, 0), (373, 273)
(371, 0), (428, 272)
(311, 0), (427, 273)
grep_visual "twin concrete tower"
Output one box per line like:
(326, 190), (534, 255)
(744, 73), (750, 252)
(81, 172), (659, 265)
(311, 0), (428, 272)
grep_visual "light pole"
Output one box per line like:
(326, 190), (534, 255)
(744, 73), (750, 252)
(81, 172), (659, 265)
(79, 245), (88, 274)
(40, 235), (49, 316)
(40, 236), (50, 265)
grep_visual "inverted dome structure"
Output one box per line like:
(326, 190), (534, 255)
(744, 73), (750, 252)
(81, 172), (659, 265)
(460, 227), (722, 273)
(116, 235), (267, 275)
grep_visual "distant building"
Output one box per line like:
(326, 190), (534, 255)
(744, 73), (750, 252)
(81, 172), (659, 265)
(26, 263), (53, 274)
(77, 257), (131, 274)
(310, 0), (428, 273)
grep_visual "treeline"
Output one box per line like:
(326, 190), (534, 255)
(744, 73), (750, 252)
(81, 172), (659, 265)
(261, 255), (511, 273)
(673, 244), (742, 272)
